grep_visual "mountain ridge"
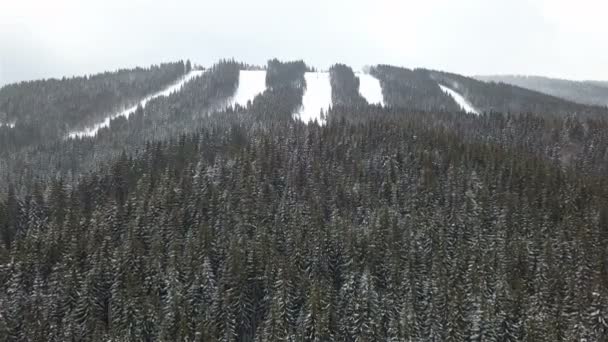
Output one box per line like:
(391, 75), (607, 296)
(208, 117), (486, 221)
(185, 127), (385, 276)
(476, 74), (608, 107)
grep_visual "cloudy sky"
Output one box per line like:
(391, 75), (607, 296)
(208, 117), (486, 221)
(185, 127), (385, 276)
(1, 0), (606, 86)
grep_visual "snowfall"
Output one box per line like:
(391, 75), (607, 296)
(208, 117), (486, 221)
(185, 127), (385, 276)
(439, 84), (479, 115)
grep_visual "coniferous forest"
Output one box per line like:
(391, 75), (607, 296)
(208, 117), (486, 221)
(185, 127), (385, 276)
(1, 58), (608, 341)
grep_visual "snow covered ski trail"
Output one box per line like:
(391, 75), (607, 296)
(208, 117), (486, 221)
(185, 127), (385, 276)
(296, 72), (332, 124)
(439, 84), (479, 114)
(230, 70), (267, 107)
(68, 69), (205, 138)
(357, 73), (384, 105)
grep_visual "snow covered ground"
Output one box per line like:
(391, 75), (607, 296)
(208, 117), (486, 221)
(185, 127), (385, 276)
(229, 70), (267, 108)
(439, 84), (479, 115)
(295, 72), (332, 124)
(0, 122), (15, 128)
(68, 70), (205, 138)
(357, 73), (384, 105)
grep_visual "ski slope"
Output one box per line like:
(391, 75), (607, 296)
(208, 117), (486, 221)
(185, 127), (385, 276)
(357, 73), (384, 105)
(230, 70), (267, 108)
(68, 70), (205, 138)
(296, 72), (332, 124)
(439, 84), (479, 115)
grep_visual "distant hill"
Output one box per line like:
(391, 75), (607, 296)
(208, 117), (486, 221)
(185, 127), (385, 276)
(587, 80), (608, 89)
(476, 75), (608, 107)
(437, 71), (608, 117)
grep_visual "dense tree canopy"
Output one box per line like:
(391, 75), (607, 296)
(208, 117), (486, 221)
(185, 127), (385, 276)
(329, 64), (367, 108)
(1, 59), (607, 341)
(265, 59), (307, 90)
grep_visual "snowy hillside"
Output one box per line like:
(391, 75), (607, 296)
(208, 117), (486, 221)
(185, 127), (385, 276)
(68, 70), (205, 138)
(230, 70), (267, 107)
(296, 72), (332, 124)
(439, 84), (479, 114)
(357, 73), (384, 105)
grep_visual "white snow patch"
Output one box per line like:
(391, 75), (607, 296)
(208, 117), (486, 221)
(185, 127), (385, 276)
(357, 73), (384, 105)
(67, 70), (205, 138)
(439, 84), (479, 115)
(229, 70), (267, 108)
(296, 72), (332, 124)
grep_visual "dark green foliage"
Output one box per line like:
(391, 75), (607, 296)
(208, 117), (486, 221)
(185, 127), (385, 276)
(0, 60), (241, 190)
(1, 107), (608, 340)
(237, 59), (307, 121)
(246, 86), (305, 121)
(1, 60), (608, 341)
(329, 63), (367, 107)
(265, 59), (307, 90)
(370, 64), (461, 111)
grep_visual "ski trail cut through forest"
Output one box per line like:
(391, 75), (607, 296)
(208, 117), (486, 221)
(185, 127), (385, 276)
(67, 70), (205, 138)
(230, 70), (267, 108)
(439, 84), (479, 114)
(296, 72), (332, 124)
(357, 73), (384, 105)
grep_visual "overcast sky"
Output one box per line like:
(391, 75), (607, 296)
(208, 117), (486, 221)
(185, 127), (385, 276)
(1, 0), (606, 86)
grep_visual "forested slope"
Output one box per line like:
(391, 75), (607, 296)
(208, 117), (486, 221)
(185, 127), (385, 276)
(1, 60), (608, 341)
(0, 61), (189, 146)
(370, 65), (461, 112)
(428, 70), (608, 118)
(1, 111), (608, 341)
(0, 60), (241, 189)
(367, 65), (608, 119)
(246, 59), (307, 121)
(329, 64), (367, 107)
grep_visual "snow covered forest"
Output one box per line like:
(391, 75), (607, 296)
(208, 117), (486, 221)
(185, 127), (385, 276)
(1, 59), (608, 341)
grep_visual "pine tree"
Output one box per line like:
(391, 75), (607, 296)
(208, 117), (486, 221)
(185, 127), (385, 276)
(351, 270), (379, 341)
(2, 263), (26, 341)
(587, 289), (608, 341)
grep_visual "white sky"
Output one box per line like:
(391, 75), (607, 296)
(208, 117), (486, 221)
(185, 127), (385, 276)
(1, 0), (606, 86)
